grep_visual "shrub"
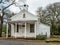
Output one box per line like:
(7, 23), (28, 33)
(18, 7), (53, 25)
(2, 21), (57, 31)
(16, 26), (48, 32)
(54, 31), (59, 35)
(36, 34), (47, 40)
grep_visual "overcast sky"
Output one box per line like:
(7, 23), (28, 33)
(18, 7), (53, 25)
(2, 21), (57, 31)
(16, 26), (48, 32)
(9, 0), (60, 14)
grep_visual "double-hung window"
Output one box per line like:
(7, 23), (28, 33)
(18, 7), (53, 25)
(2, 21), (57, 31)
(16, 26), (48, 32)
(30, 24), (34, 33)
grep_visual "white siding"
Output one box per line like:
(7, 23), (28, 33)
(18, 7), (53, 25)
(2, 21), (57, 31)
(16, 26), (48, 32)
(37, 23), (50, 38)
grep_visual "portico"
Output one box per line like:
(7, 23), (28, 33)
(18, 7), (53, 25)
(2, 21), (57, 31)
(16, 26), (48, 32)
(6, 21), (37, 38)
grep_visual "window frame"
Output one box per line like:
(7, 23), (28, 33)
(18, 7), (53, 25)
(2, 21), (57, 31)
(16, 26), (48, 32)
(30, 24), (34, 33)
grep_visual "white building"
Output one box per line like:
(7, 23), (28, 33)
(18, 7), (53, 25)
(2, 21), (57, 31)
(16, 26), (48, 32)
(6, 4), (50, 38)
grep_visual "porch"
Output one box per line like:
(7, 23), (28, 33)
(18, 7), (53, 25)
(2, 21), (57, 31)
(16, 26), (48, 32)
(6, 21), (37, 38)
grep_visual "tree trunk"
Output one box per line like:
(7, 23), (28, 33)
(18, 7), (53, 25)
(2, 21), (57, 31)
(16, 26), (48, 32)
(0, 16), (3, 37)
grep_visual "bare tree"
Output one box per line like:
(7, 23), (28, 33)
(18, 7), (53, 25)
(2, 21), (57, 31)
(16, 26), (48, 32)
(46, 3), (60, 35)
(0, 0), (15, 37)
(36, 7), (48, 24)
(37, 2), (60, 35)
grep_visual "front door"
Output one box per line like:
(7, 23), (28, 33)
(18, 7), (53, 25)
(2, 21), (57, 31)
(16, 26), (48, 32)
(20, 25), (25, 37)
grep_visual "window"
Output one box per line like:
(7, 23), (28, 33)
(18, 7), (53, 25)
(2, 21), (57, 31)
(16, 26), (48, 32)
(17, 24), (19, 32)
(23, 14), (25, 18)
(30, 24), (34, 33)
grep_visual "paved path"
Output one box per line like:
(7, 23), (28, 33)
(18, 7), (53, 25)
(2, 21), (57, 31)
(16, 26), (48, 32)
(0, 40), (46, 45)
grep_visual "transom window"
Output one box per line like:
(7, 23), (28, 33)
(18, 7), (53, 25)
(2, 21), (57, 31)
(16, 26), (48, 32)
(30, 24), (34, 33)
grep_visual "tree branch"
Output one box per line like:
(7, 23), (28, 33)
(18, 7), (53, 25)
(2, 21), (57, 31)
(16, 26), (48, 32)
(3, 0), (15, 10)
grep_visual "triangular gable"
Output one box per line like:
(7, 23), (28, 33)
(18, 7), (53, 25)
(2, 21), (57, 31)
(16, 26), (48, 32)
(10, 9), (38, 21)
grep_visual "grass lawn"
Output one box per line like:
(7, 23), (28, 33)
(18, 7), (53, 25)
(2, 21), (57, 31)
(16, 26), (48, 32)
(47, 42), (60, 45)
(25, 40), (60, 45)
(49, 38), (60, 40)
(33, 40), (60, 45)
(45, 38), (60, 45)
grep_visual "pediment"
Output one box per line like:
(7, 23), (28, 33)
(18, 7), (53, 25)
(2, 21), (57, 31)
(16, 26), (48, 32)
(10, 10), (38, 21)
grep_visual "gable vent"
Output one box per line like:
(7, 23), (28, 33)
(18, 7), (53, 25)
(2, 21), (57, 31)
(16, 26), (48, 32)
(23, 13), (25, 18)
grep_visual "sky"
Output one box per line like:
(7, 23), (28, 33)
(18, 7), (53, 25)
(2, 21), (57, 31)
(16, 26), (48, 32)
(9, 0), (60, 14)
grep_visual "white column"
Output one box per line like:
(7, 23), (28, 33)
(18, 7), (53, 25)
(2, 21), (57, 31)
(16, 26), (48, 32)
(25, 22), (27, 38)
(6, 23), (8, 38)
(35, 22), (37, 38)
(15, 23), (17, 38)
